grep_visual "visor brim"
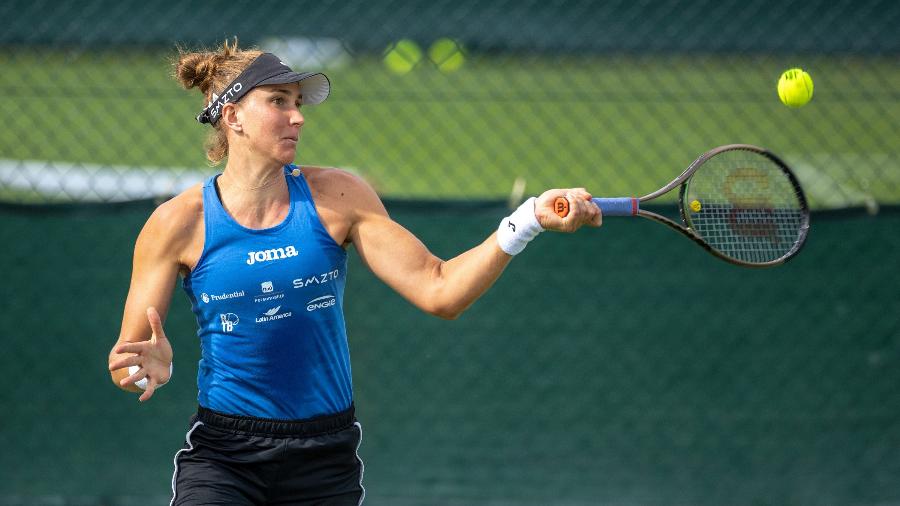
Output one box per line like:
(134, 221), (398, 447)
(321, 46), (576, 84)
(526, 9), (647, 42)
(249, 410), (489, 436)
(257, 72), (331, 105)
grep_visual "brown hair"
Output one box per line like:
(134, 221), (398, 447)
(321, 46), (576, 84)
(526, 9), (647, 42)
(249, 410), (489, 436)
(173, 38), (262, 164)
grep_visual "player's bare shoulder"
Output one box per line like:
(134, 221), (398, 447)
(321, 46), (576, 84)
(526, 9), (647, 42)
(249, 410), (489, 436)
(138, 183), (205, 270)
(146, 183), (203, 236)
(301, 166), (384, 215)
(300, 166), (385, 247)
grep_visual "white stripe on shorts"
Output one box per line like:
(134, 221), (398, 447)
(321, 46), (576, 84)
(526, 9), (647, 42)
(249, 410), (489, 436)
(169, 420), (204, 506)
(354, 421), (366, 505)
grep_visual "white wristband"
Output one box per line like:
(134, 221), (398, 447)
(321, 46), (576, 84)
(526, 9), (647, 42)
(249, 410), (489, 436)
(497, 197), (544, 255)
(128, 363), (173, 390)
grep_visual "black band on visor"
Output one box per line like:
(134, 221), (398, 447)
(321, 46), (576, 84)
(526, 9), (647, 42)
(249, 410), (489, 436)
(196, 53), (330, 125)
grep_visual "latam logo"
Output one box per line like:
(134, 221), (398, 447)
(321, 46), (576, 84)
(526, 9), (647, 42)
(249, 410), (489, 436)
(246, 245), (299, 265)
(255, 305), (293, 323)
(306, 295), (336, 312)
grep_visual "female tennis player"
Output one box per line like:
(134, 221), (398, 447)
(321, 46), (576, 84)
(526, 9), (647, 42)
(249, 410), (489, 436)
(107, 40), (600, 505)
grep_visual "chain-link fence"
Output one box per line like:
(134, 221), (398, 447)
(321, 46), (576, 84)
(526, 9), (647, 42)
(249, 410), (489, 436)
(2, 0), (898, 206)
(2, 1), (899, 505)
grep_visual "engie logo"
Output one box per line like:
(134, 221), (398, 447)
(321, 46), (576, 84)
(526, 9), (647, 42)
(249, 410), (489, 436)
(246, 245), (299, 265)
(306, 295), (336, 312)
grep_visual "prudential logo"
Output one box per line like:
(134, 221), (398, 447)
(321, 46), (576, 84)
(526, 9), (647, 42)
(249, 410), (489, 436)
(201, 290), (245, 303)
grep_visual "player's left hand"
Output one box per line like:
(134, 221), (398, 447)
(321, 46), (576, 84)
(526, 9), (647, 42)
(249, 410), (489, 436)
(535, 188), (601, 232)
(109, 307), (174, 402)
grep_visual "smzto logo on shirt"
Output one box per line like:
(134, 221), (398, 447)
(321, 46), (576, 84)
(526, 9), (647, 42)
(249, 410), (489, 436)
(293, 269), (340, 289)
(306, 295), (336, 312)
(220, 313), (239, 332)
(261, 281), (274, 293)
(246, 245), (299, 265)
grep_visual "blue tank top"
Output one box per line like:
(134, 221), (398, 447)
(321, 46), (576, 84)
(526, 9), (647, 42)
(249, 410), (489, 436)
(182, 165), (352, 420)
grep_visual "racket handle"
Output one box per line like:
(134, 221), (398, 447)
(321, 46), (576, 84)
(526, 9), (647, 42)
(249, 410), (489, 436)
(553, 197), (639, 217)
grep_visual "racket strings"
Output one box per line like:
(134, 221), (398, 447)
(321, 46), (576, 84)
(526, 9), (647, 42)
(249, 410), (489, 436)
(684, 151), (805, 264)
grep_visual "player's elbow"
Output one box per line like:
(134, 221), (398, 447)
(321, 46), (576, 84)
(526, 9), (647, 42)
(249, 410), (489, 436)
(428, 307), (463, 320)
(417, 262), (470, 319)
(422, 298), (467, 320)
(431, 306), (463, 320)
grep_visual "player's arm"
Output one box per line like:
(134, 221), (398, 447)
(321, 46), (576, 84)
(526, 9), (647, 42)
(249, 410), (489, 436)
(108, 198), (194, 400)
(344, 174), (600, 319)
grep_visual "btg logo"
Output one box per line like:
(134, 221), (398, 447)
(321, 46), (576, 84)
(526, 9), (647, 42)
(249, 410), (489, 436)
(219, 313), (239, 333)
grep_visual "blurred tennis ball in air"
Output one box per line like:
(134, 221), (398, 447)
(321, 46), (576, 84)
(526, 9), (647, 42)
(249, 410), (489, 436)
(690, 199), (702, 212)
(777, 68), (814, 108)
(428, 38), (466, 73)
(383, 39), (422, 75)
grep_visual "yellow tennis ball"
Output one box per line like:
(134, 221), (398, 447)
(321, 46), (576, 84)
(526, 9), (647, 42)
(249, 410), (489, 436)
(777, 68), (814, 108)
(690, 199), (702, 212)
(428, 38), (466, 73)
(383, 39), (422, 75)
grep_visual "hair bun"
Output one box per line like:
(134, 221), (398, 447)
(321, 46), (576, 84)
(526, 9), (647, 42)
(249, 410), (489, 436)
(175, 52), (220, 94)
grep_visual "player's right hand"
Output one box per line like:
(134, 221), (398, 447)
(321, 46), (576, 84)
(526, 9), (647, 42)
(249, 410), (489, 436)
(535, 188), (602, 232)
(108, 307), (174, 402)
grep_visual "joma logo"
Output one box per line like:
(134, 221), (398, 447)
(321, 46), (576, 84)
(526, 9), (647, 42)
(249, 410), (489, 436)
(246, 246), (299, 265)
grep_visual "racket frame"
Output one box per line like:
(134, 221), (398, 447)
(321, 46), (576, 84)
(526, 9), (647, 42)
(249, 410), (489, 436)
(634, 144), (810, 267)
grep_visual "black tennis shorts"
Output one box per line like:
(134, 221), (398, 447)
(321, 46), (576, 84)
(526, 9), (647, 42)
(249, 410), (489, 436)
(170, 405), (364, 505)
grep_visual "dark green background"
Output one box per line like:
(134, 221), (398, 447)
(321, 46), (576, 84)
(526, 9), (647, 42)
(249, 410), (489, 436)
(1, 203), (897, 505)
(4, 0), (898, 54)
(2, 1), (898, 503)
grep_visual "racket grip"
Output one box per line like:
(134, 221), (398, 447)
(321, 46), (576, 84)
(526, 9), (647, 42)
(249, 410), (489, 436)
(553, 197), (639, 217)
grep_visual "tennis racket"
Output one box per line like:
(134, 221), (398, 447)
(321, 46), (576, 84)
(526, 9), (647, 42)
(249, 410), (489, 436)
(555, 144), (810, 267)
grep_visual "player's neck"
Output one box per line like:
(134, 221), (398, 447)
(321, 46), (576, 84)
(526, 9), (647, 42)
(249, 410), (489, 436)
(221, 148), (289, 190)
(218, 154), (291, 228)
